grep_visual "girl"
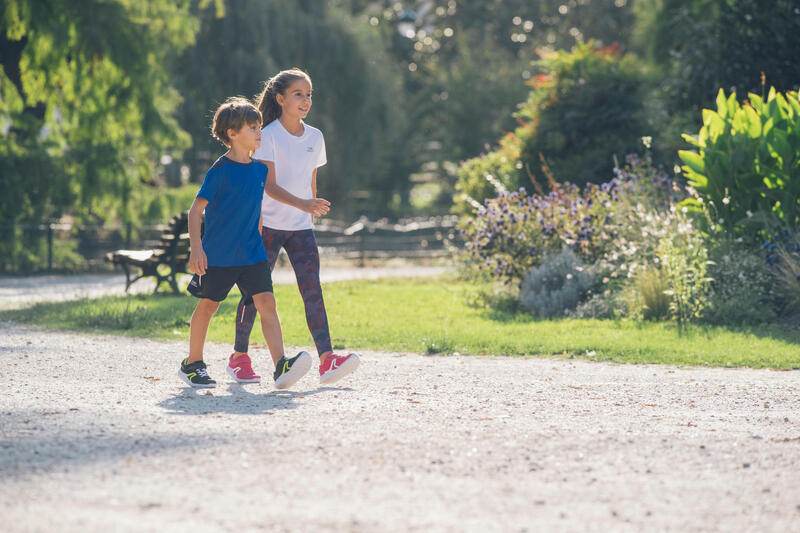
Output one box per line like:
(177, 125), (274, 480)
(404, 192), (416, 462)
(225, 68), (360, 387)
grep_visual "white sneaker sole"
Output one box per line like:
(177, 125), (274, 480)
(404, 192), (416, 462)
(274, 351), (312, 390)
(226, 365), (261, 384)
(178, 369), (216, 389)
(319, 354), (360, 385)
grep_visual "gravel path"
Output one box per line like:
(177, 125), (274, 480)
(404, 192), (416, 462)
(2, 322), (800, 532)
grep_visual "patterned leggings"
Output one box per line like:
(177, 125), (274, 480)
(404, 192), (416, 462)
(234, 228), (332, 356)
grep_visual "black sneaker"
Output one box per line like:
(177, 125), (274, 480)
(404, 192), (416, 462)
(273, 351), (312, 390)
(178, 358), (217, 389)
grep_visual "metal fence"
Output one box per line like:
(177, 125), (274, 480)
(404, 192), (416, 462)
(0, 215), (461, 272)
(314, 215), (460, 266)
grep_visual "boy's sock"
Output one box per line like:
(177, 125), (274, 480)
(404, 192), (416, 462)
(179, 358), (217, 389)
(273, 351), (312, 390)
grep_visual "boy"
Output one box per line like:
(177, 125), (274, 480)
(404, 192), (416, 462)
(179, 97), (311, 389)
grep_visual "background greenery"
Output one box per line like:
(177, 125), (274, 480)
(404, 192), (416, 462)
(2, 0), (800, 338)
(7, 0), (796, 271)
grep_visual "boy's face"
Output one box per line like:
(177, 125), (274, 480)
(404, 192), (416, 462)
(228, 122), (261, 152)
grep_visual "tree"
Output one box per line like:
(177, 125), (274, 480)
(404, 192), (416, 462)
(634, 0), (800, 110)
(174, 0), (405, 216)
(0, 0), (211, 269)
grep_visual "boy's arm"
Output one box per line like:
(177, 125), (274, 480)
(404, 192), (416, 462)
(258, 159), (330, 217)
(188, 197), (209, 275)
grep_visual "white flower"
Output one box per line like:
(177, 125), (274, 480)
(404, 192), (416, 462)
(718, 218), (724, 224)
(681, 207), (688, 213)
(722, 197), (730, 205)
(746, 210), (753, 218)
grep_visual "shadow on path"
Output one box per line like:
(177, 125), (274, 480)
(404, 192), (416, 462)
(157, 384), (353, 416)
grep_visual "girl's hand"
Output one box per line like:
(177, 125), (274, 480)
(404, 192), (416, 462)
(189, 249), (208, 275)
(302, 198), (330, 217)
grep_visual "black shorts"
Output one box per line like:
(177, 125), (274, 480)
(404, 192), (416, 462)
(187, 261), (273, 302)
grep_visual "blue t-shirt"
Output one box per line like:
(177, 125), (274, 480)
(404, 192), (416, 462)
(196, 156), (269, 267)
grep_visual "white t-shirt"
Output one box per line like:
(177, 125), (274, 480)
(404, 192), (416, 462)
(254, 119), (327, 230)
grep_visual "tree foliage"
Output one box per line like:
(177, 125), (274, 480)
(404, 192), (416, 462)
(634, 0), (800, 110)
(455, 42), (651, 209)
(0, 0), (217, 269)
(174, 0), (404, 215)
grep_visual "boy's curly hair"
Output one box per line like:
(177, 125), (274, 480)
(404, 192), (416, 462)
(211, 97), (262, 147)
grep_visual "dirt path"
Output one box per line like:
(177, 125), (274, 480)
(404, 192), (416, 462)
(1, 323), (799, 532)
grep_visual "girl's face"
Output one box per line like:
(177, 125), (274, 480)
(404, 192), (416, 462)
(277, 79), (312, 121)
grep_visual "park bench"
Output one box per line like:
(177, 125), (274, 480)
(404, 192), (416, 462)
(105, 213), (191, 294)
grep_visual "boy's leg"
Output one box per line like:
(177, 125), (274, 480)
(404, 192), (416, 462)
(232, 228), (289, 355)
(252, 291), (312, 390)
(188, 298), (221, 363)
(181, 267), (236, 388)
(250, 291), (285, 366)
(283, 230), (333, 359)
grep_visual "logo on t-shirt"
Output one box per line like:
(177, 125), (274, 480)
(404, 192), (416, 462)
(306, 146), (314, 152)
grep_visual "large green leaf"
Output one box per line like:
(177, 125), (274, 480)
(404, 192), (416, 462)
(715, 89), (729, 117)
(679, 150), (706, 175)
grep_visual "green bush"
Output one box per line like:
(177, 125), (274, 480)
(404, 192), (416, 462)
(774, 243), (800, 318)
(518, 42), (651, 189)
(455, 41), (651, 210)
(635, 268), (670, 321)
(659, 232), (711, 326)
(702, 243), (779, 326)
(519, 248), (593, 318)
(679, 88), (800, 239)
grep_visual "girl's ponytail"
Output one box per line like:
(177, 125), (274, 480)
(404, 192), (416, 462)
(255, 68), (311, 127)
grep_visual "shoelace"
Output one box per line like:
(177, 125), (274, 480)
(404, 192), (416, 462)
(196, 368), (210, 378)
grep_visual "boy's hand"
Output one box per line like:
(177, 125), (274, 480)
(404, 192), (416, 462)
(302, 198), (330, 217)
(189, 249), (208, 275)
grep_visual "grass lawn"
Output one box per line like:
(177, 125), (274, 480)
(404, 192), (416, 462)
(3, 276), (800, 369)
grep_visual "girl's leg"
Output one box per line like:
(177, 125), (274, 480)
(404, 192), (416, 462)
(250, 291), (285, 366)
(233, 229), (288, 354)
(283, 229), (333, 358)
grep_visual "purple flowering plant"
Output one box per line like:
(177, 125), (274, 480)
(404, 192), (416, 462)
(460, 153), (675, 289)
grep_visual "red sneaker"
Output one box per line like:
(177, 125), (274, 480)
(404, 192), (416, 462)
(319, 353), (360, 385)
(226, 353), (261, 384)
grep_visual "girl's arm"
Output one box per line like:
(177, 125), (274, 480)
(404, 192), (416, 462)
(311, 168), (318, 224)
(259, 159), (330, 217)
(311, 168), (318, 198)
(188, 197), (208, 275)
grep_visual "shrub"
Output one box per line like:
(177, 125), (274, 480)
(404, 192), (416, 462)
(659, 232), (711, 325)
(518, 42), (651, 189)
(460, 153), (674, 288)
(635, 268), (670, 321)
(702, 244), (779, 326)
(774, 239), (800, 317)
(679, 88), (800, 240)
(520, 248), (593, 318)
(455, 41), (651, 210)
